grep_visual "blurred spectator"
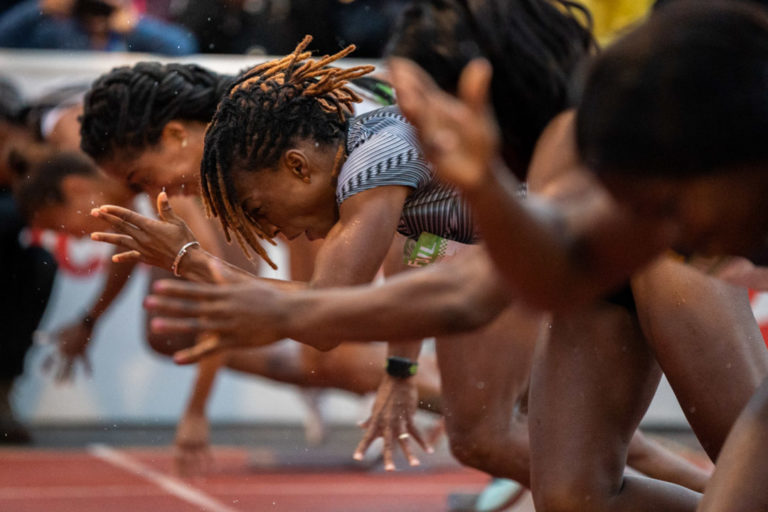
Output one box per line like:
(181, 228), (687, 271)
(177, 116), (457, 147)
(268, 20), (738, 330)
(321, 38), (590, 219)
(173, 0), (296, 54)
(328, 0), (409, 57)
(0, 77), (57, 444)
(0, 0), (198, 54)
(170, 0), (407, 57)
(0, 0), (25, 15)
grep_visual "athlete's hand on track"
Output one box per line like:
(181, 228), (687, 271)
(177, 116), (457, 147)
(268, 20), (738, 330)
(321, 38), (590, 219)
(389, 57), (501, 193)
(42, 322), (93, 383)
(144, 276), (286, 364)
(90, 191), (197, 269)
(353, 375), (433, 470)
(174, 411), (213, 477)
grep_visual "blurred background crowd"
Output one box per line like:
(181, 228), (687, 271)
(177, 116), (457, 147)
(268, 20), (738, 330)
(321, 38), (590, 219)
(0, 0), (413, 56)
(0, 0), (660, 58)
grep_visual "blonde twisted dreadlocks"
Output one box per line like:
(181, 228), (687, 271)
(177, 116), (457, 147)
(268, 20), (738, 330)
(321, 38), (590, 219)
(201, 35), (374, 268)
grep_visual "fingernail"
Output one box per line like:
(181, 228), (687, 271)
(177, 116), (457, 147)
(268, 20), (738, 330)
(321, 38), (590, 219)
(173, 353), (189, 365)
(144, 296), (157, 308)
(410, 458), (420, 466)
(384, 463), (395, 471)
(150, 318), (166, 331)
(427, 446), (435, 454)
(352, 452), (363, 461)
(90, 208), (99, 216)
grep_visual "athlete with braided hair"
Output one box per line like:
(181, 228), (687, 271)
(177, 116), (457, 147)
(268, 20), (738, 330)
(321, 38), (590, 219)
(138, 3), (768, 510)
(93, 26), (713, 503)
(79, 60), (442, 475)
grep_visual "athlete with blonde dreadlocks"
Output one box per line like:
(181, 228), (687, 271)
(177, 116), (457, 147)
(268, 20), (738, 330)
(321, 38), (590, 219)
(89, 29), (721, 496)
(81, 58), (442, 475)
(91, 36), (523, 473)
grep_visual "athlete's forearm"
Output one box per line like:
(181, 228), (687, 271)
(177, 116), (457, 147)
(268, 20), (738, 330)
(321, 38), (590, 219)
(85, 252), (137, 323)
(279, 249), (511, 348)
(463, 162), (668, 310)
(184, 337), (227, 415)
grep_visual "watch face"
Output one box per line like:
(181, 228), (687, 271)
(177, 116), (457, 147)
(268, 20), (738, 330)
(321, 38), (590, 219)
(386, 357), (418, 378)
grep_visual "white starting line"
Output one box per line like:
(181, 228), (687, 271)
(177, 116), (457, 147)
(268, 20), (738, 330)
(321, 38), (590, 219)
(87, 443), (239, 512)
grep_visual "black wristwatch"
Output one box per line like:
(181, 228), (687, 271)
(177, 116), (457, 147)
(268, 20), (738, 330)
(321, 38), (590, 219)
(385, 356), (418, 379)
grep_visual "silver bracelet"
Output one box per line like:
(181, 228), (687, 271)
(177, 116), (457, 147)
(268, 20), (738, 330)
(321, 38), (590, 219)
(171, 241), (200, 277)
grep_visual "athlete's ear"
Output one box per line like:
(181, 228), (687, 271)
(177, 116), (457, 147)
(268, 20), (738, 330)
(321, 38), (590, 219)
(284, 149), (311, 183)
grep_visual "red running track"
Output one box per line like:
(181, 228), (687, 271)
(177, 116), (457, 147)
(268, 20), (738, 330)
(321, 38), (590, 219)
(0, 445), (507, 512)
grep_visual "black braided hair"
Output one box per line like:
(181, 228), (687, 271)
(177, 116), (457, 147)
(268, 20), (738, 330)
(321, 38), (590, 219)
(80, 62), (234, 163)
(201, 35), (374, 268)
(387, 0), (595, 178)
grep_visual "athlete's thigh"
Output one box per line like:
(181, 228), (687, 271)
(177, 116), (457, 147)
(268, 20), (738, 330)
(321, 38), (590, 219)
(698, 376), (768, 512)
(435, 302), (546, 426)
(631, 257), (768, 458)
(529, 303), (661, 494)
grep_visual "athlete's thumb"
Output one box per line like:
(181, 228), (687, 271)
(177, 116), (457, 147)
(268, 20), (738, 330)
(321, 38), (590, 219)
(157, 191), (179, 223)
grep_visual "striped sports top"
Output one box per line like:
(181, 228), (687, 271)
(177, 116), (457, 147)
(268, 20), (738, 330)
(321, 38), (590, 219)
(336, 106), (478, 244)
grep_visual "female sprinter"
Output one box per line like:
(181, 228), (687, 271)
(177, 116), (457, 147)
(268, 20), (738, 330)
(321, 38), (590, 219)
(77, 61), (441, 472)
(148, 1), (767, 509)
(385, 1), (768, 511)
(97, 1), (718, 501)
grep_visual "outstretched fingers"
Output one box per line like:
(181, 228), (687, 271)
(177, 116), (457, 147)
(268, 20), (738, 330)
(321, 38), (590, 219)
(397, 418), (420, 467)
(91, 205), (154, 233)
(172, 335), (231, 365)
(389, 58), (439, 131)
(112, 250), (143, 264)
(144, 295), (223, 317)
(151, 316), (233, 335)
(353, 419), (379, 461)
(91, 232), (140, 251)
(151, 279), (225, 300)
(156, 191), (181, 223)
(406, 416), (433, 454)
(457, 58), (493, 114)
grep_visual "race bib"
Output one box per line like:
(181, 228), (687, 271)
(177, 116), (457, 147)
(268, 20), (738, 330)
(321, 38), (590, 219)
(404, 232), (469, 267)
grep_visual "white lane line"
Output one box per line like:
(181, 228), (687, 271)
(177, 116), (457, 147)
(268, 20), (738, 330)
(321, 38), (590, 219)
(87, 444), (239, 512)
(0, 485), (166, 499)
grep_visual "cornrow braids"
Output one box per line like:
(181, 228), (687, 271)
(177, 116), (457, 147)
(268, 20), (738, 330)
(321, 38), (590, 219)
(201, 35), (374, 268)
(80, 62), (234, 162)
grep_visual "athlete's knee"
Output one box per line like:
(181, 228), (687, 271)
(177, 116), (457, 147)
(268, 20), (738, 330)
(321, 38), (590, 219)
(447, 424), (494, 469)
(446, 418), (527, 477)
